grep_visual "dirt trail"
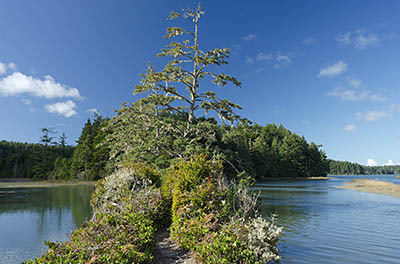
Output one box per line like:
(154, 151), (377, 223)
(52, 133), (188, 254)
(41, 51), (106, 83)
(152, 227), (196, 264)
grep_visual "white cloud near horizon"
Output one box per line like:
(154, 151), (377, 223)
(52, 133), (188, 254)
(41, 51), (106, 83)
(356, 111), (389, 122)
(242, 34), (257, 41)
(45, 100), (77, 117)
(303, 36), (317, 45)
(318, 61), (348, 77)
(335, 30), (379, 49)
(0, 72), (82, 100)
(328, 87), (386, 102)
(344, 124), (356, 131)
(367, 158), (378, 166)
(384, 160), (399, 166)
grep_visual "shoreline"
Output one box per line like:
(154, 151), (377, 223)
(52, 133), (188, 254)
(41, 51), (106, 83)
(338, 179), (400, 198)
(260, 176), (335, 181)
(0, 178), (96, 188)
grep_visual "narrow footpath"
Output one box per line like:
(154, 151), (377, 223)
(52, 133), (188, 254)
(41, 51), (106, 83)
(152, 227), (196, 264)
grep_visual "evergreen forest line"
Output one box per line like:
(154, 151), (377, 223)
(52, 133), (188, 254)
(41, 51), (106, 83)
(1, 120), (332, 180)
(328, 160), (400, 175)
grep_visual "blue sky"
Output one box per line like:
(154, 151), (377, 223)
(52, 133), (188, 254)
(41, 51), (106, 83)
(0, 0), (399, 166)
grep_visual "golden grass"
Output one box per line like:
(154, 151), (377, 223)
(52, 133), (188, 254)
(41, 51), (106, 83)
(339, 179), (400, 198)
(0, 179), (96, 188)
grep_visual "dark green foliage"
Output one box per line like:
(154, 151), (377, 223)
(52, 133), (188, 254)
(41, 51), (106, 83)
(221, 123), (329, 179)
(70, 115), (110, 180)
(328, 159), (400, 175)
(0, 140), (74, 179)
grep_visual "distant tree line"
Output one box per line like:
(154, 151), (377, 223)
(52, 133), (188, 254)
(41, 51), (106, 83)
(0, 115), (109, 180)
(329, 159), (400, 175)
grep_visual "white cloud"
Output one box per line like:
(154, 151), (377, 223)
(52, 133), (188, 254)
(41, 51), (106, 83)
(243, 34), (257, 41)
(256, 52), (273, 61)
(335, 32), (352, 45)
(0, 72), (82, 100)
(87, 108), (100, 115)
(7, 62), (17, 71)
(335, 30), (378, 49)
(384, 160), (399, 166)
(303, 36), (317, 45)
(356, 111), (389, 121)
(328, 87), (386, 102)
(319, 61), (348, 77)
(29, 107), (37, 112)
(349, 78), (361, 88)
(367, 158), (378, 166)
(245, 57), (254, 64)
(255, 68), (264, 73)
(0, 61), (17, 75)
(44, 100), (77, 117)
(274, 53), (292, 69)
(344, 124), (356, 131)
(21, 98), (32, 105)
(0, 63), (6, 75)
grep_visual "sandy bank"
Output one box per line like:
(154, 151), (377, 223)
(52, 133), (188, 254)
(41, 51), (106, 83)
(261, 176), (335, 181)
(339, 179), (400, 198)
(0, 179), (96, 188)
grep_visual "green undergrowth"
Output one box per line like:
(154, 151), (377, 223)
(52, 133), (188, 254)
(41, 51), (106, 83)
(26, 156), (282, 264)
(26, 163), (168, 264)
(166, 155), (282, 263)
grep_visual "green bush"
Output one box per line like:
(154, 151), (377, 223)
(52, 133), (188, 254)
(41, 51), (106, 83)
(168, 155), (282, 263)
(27, 167), (168, 264)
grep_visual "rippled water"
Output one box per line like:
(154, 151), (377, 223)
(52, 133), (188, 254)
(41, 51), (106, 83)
(258, 175), (400, 264)
(0, 185), (94, 264)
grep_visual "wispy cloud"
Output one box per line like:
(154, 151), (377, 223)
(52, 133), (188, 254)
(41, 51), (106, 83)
(328, 87), (386, 102)
(274, 53), (292, 69)
(356, 111), (389, 122)
(336, 30), (379, 49)
(344, 124), (356, 131)
(349, 78), (361, 88)
(0, 61), (17, 75)
(45, 100), (77, 117)
(0, 72), (82, 100)
(246, 52), (293, 69)
(21, 98), (32, 105)
(242, 34), (257, 41)
(303, 36), (317, 45)
(318, 61), (348, 77)
(256, 52), (273, 61)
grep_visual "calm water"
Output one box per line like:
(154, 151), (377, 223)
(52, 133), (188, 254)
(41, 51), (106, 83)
(258, 175), (400, 264)
(0, 185), (94, 264)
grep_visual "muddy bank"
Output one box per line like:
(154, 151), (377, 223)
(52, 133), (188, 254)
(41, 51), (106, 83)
(339, 179), (400, 198)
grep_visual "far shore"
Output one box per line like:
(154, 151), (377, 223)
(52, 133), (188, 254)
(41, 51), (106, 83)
(338, 179), (400, 198)
(261, 176), (335, 181)
(0, 178), (96, 188)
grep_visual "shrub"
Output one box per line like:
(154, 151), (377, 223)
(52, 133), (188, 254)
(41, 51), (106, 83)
(168, 155), (282, 263)
(26, 166), (168, 264)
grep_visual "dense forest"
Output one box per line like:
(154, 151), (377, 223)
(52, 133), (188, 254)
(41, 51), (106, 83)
(329, 160), (400, 175)
(0, 115), (109, 180)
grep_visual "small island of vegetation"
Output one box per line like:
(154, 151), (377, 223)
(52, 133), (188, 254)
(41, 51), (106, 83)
(3, 4), (331, 264)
